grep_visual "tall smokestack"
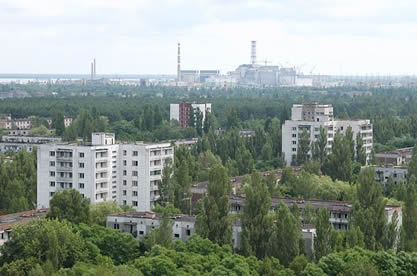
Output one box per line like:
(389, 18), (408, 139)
(251, 40), (257, 65)
(91, 62), (94, 80)
(93, 58), (96, 79)
(177, 43), (181, 82)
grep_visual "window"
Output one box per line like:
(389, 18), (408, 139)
(133, 151), (138, 156)
(132, 161), (138, 166)
(340, 126), (344, 131)
(123, 180), (127, 186)
(50, 171), (55, 177)
(79, 173), (84, 179)
(292, 148), (296, 152)
(50, 181), (55, 187)
(79, 183), (85, 189)
(132, 191), (138, 196)
(113, 223), (120, 229)
(123, 160), (127, 166)
(123, 190), (127, 196)
(150, 170), (161, 176)
(50, 161), (55, 167)
(123, 150), (127, 156)
(50, 192), (55, 197)
(139, 230), (144, 235)
(292, 134), (296, 138)
(132, 201), (138, 207)
(132, 171), (138, 176)
(292, 127), (297, 131)
(123, 200), (127, 205)
(50, 151), (55, 157)
(292, 141), (296, 145)
(132, 180), (138, 186)
(79, 162), (84, 168)
(186, 229), (191, 236)
(123, 170), (127, 176)
(79, 152), (84, 158)
(174, 233), (180, 238)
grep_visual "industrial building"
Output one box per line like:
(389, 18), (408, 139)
(230, 41), (298, 87)
(176, 43), (220, 84)
(170, 102), (211, 128)
(36, 133), (174, 212)
(282, 103), (373, 165)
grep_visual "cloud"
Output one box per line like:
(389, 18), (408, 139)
(0, 0), (416, 74)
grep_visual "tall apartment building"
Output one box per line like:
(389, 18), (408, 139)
(282, 104), (373, 165)
(170, 102), (211, 128)
(37, 133), (174, 212)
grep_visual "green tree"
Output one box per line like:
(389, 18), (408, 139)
(314, 208), (333, 262)
(408, 145), (417, 180)
(402, 176), (417, 251)
(88, 201), (123, 226)
(312, 126), (327, 165)
(196, 164), (232, 245)
(144, 208), (174, 250)
(296, 129), (311, 165)
(0, 219), (92, 269)
(355, 132), (366, 165)
(269, 201), (301, 266)
(52, 110), (65, 136)
(47, 189), (90, 224)
(241, 171), (272, 259)
(159, 157), (174, 206)
(322, 131), (352, 182)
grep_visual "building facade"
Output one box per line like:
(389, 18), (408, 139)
(37, 133), (174, 212)
(282, 104), (373, 165)
(170, 102), (212, 128)
(106, 211), (315, 257)
(0, 135), (62, 153)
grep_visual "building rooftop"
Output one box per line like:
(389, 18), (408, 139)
(108, 211), (196, 223)
(0, 209), (48, 231)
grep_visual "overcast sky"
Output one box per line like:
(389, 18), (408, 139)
(1, 0), (417, 75)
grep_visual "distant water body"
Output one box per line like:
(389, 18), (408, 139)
(0, 74), (175, 84)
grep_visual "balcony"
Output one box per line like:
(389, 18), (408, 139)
(56, 166), (73, 172)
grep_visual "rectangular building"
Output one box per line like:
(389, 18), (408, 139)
(36, 133), (174, 212)
(282, 104), (373, 165)
(170, 102), (211, 128)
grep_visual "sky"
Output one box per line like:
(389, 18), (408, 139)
(1, 0), (417, 75)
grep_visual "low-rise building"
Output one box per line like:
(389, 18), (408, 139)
(0, 135), (62, 153)
(0, 209), (48, 247)
(229, 194), (402, 231)
(106, 211), (315, 256)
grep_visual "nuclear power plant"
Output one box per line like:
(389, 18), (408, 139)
(176, 43), (220, 84)
(175, 41), (304, 88)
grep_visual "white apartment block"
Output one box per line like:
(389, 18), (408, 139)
(37, 133), (174, 212)
(282, 104), (373, 165)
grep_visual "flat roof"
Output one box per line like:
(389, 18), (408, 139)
(0, 209), (48, 231)
(108, 211), (196, 223)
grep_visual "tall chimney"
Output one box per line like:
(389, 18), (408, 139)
(177, 43), (181, 82)
(251, 41), (257, 65)
(91, 62), (94, 80)
(93, 58), (96, 79)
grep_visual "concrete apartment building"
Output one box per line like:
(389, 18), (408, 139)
(282, 103), (373, 165)
(374, 147), (413, 184)
(37, 133), (174, 212)
(106, 211), (315, 257)
(0, 135), (62, 153)
(170, 102), (211, 128)
(229, 194), (402, 232)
